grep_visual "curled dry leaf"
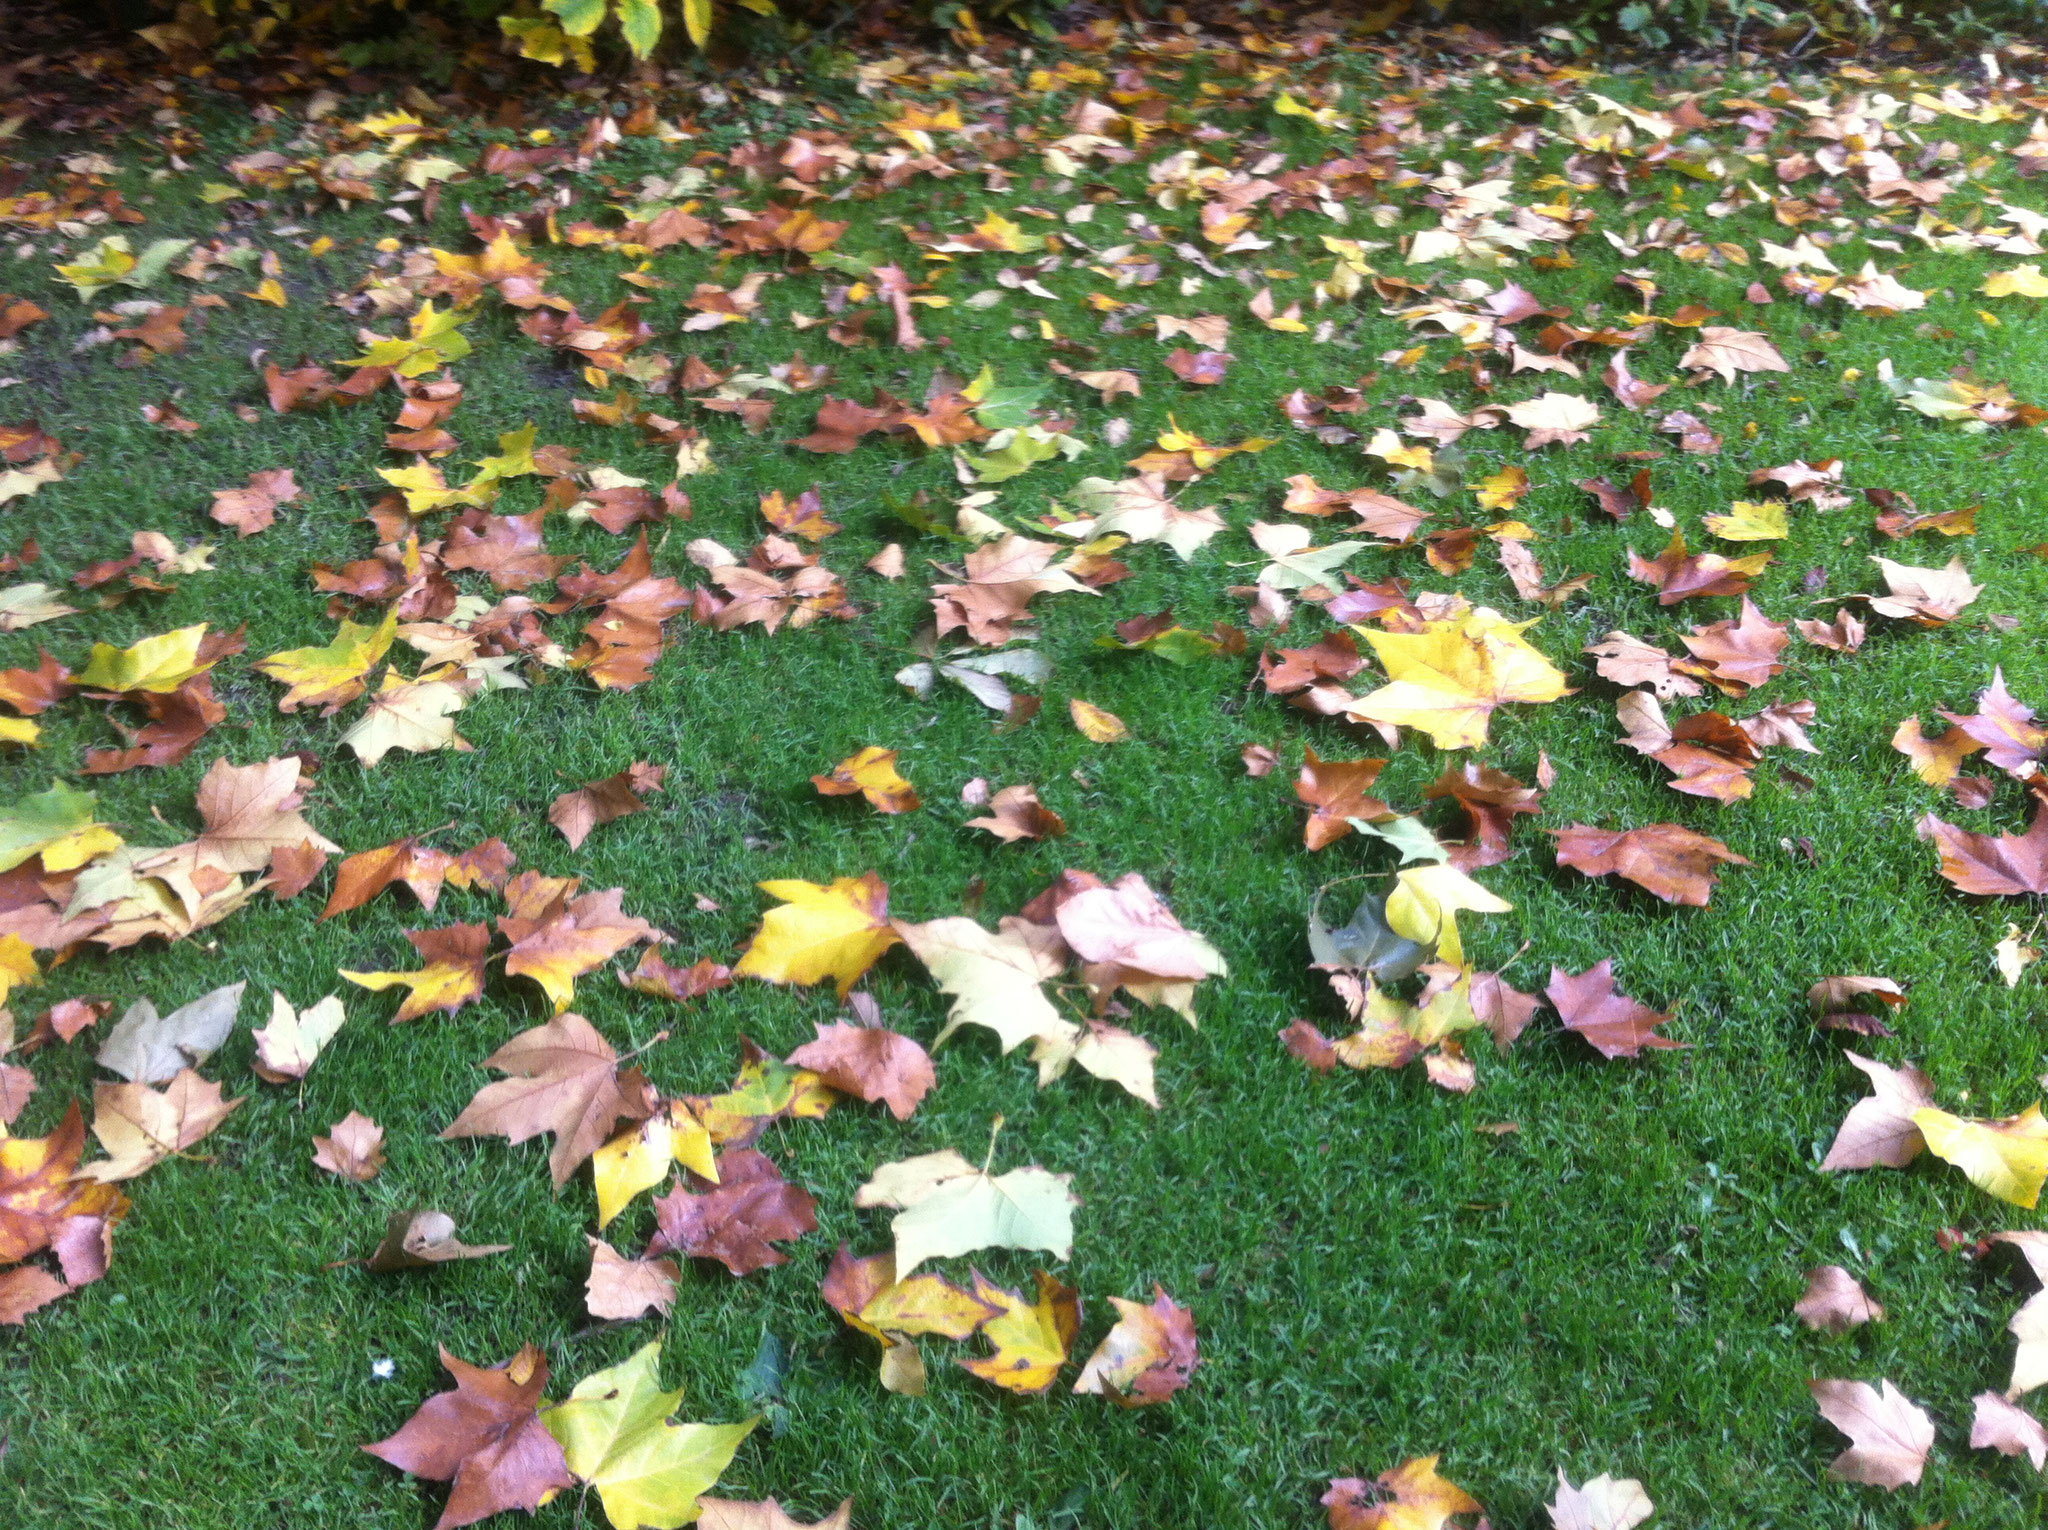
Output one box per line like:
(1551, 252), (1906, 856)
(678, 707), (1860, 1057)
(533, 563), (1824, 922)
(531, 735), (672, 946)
(95, 981), (246, 1085)
(313, 1111), (386, 1181)
(78, 1068), (244, 1183)
(965, 783), (1066, 842)
(1295, 749), (1392, 851)
(1795, 1265), (1885, 1332)
(1072, 1285), (1198, 1407)
(365, 1209), (511, 1272)
(811, 746), (919, 814)
(1918, 808), (2048, 896)
(251, 991), (347, 1083)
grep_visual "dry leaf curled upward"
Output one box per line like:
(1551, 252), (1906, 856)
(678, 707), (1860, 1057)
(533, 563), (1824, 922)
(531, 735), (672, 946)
(251, 990), (347, 1083)
(313, 1111), (386, 1181)
(365, 1209), (510, 1272)
(811, 746), (919, 814)
(1795, 1265), (1884, 1332)
(965, 783), (1065, 842)
(548, 762), (664, 849)
(1072, 1285), (1198, 1406)
(1809, 1378), (1934, 1489)
(361, 1343), (572, 1530)
(621, 949), (733, 1003)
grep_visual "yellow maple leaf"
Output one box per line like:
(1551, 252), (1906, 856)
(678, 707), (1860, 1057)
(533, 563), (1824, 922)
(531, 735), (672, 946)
(74, 624), (222, 695)
(544, 1341), (757, 1530)
(0, 933), (38, 1006)
(1385, 866), (1512, 968)
(811, 746), (920, 814)
(1069, 698), (1130, 743)
(733, 874), (901, 997)
(1346, 608), (1568, 748)
(1983, 264), (2048, 299)
(1915, 1105), (2048, 1208)
(1702, 500), (1789, 541)
(958, 1270), (1082, 1393)
(254, 608), (398, 714)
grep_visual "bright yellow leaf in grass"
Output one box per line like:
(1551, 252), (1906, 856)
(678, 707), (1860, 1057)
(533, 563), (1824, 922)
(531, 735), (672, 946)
(1345, 608), (1568, 749)
(74, 624), (222, 695)
(1069, 698), (1129, 743)
(376, 461), (494, 514)
(958, 1270), (1082, 1393)
(544, 1342), (757, 1530)
(733, 874), (901, 997)
(0, 934), (38, 1006)
(1385, 865), (1511, 968)
(1702, 500), (1789, 541)
(346, 300), (471, 378)
(969, 210), (1043, 254)
(0, 781), (122, 874)
(1915, 1105), (2048, 1208)
(1475, 466), (1529, 513)
(593, 1115), (677, 1229)
(682, 0), (713, 47)
(1983, 264), (2048, 299)
(340, 669), (477, 766)
(810, 746), (920, 814)
(254, 608), (398, 715)
(0, 717), (38, 747)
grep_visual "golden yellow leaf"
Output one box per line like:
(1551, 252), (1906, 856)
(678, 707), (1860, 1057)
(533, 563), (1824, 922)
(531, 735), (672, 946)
(1069, 698), (1129, 743)
(811, 746), (919, 814)
(1385, 865), (1512, 968)
(1983, 264), (2048, 299)
(733, 874), (901, 998)
(74, 624), (221, 695)
(957, 1270), (1081, 1393)
(1915, 1105), (2048, 1208)
(1346, 608), (1568, 749)
(1702, 501), (1789, 541)
(254, 608), (398, 714)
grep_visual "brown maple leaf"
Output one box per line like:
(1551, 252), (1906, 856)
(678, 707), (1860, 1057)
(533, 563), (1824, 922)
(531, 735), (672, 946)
(1576, 468), (1652, 522)
(362, 1344), (573, 1530)
(930, 535), (1091, 647)
(1545, 961), (1680, 1058)
(620, 949), (733, 1003)
(440, 1011), (656, 1186)
(1425, 763), (1541, 869)
(786, 1021), (935, 1122)
(443, 510), (569, 592)
(499, 886), (658, 1015)
(1295, 750), (1393, 851)
(965, 783), (1067, 842)
(1918, 808), (2048, 895)
(209, 468), (301, 538)
(1618, 692), (1759, 802)
(1627, 530), (1770, 605)
(649, 1147), (818, 1276)
(1550, 823), (1750, 906)
(82, 677), (226, 774)
(548, 763), (665, 850)
(1820, 1051), (1934, 1171)
(1583, 632), (1704, 700)
(1939, 669), (2046, 778)
(1678, 598), (1788, 695)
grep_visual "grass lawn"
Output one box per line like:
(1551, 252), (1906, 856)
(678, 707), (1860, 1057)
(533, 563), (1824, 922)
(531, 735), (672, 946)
(4, 27), (2048, 1529)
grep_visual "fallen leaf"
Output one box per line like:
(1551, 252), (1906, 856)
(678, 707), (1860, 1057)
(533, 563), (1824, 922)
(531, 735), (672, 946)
(855, 1140), (1077, 1276)
(1323, 1455), (1483, 1530)
(787, 1021), (934, 1121)
(313, 1111), (386, 1181)
(1627, 531), (1770, 605)
(1545, 962), (1679, 1058)
(650, 1147), (817, 1276)
(1864, 555), (1983, 626)
(366, 1209), (511, 1272)
(1795, 1265), (1886, 1332)
(251, 991), (347, 1083)
(1915, 1105), (2048, 1208)
(77, 1068), (244, 1182)
(342, 923), (493, 1023)
(1918, 808), (2048, 896)
(965, 783), (1066, 842)
(549, 763), (665, 849)
(0, 1103), (128, 1268)
(542, 1341), (757, 1530)
(96, 981), (246, 1084)
(1809, 1378), (1934, 1489)
(1679, 326), (1790, 384)
(1296, 749), (1392, 851)
(1547, 1472), (1655, 1530)
(1971, 1391), (2048, 1471)
(440, 1011), (655, 1187)
(1550, 823), (1749, 906)
(699, 1498), (853, 1530)
(209, 467), (301, 537)
(957, 1268), (1082, 1394)
(734, 874), (901, 998)
(1821, 1051), (1934, 1171)
(584, 1237), (680, 1321)
(1069, 697), (1129, 742)
(811, 746), (919, 814)
(362, 1344), (573, 1530)
(1072, 1285), (1198, 1407)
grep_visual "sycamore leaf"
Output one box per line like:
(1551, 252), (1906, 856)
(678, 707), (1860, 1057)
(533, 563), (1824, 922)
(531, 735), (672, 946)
(1067, 474), (1226, 560)
(957, 1269), (1081, 1394)
(342, 923), (492, 1023)
(96, 982), (245, 1085)
(733, 875), (900, 998)
(592, 1114), (680, 1230)
(1821, 1051), (1934, 1171)
(341, 669), (479, 766)
(1550, 824), (1749, 907)
(313, 1111), (386, 1181)
(543, 1341), (758, 1530)
(1678, 326), (1790, 385)
(585, 1237), (681, 1322)
(365, 1209), (511, 1272)
(499, 886), (658, 1015)
(1072, 1285), (1198, 1407)
(1384, 864), (1509, 969)
(1970, 1392), (2048, 1470)
(893, 915), (1074, 1053)
(1547, 1474), (1654, 1530)
(0, 780), (124, 873)
(77, 1068), (244, 1182)
(1915, 1105), (2048, 1208)
(0, 1103), (129, 1270)
(74, 624), (227, 695)
(550, 763), (665, 850)
(810, 747), (919, 814)
(1347, 608), (1567, 749)
(855, 1139), (1077, 1276)
(1795, 1265), (1885, 1332)
(1322, 1455), (1483, 1530)
(254, 608), (399, 714)
(1501, 391), (1602, 448)
(1250, 521), (1367, 592)
(698, 1500), (853, 1530)
(1809, 1378), (1934, 1489)
(648, 1147), (817, 1276)
(362, 1344), (573, 1530)
(1702, 500), (1788, 541)
(1546, 962), (1679, 1059)
(786, 1021), (934, 1121)
(441, 1012), (656, 1188)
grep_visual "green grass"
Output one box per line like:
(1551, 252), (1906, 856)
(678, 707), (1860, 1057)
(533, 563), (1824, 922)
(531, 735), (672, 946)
(4, 43), (2048, 1530)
